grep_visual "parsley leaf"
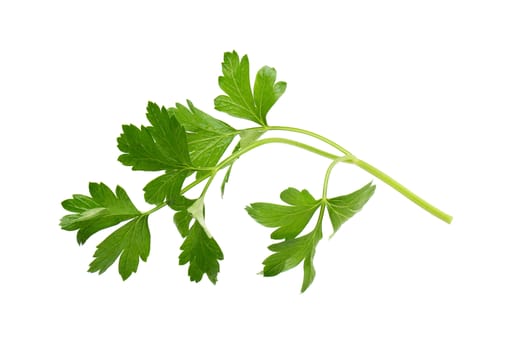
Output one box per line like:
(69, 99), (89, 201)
(169, 195), (224, 283)
(168, 196), (196, 238)
(247, 184), (376, 292)
(246, 187), (325, 292)
(179, 221), (224, 284)
(117, 102), (191, 171)
(60, 182), (141, 244)
(143, 169), (189, 205)
(263, 220), (322, 293)
(214, 51), (286, 126)
(326, 182), (376, 235)
(254, 66), (287, 122)
(168, 101), (237, 179)
(88, 215), (151, 280)
(246, 188), (320, 239)
(117, 102), (194, 205)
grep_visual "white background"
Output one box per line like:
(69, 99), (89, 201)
(1, 1), (524, 349)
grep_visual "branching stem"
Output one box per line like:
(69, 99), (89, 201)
(322, 156), (349, 200)
(144, 127), (452, 225)
(263, 126), (452, 224)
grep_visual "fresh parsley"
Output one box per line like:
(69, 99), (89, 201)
(60, 51), (452, 292)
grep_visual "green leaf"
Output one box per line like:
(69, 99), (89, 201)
(302, 250), (317, 293)
(263, 234), (311, 276)
(171, 195), (223, 284)
(117, 102), (192, 171)
(168, 101), (237, 179)
(170, 100), (234, 134)
(280, 187), (317, 205)
(174, 210), (193, 238)
(88, 215), (151, 280)
(262, 222), (322, 293)
(143, 169), (190, 205)
(247, 187), (323, 292)
(254, 66), (287, 121)
(246, 188), (320, 239)
(214, 51), (255, 122)
(168, 196), (196, 238)
(248, 182), (374, 291)
(60, 183), (141, 244)
(326, 182), (376, 235)
(179, 221), (224, 284)
(214, 51), (286, 126)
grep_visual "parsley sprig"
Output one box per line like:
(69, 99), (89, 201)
(60, 51), (452, 292)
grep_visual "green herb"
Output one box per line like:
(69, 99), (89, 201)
(60, 51), (452, 292)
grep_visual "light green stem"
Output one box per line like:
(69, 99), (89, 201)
(265, 126), (356, 159)
(353, 159), (453, 224)
(216, 137), (341, 168)
(322, 156), (349, 199)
